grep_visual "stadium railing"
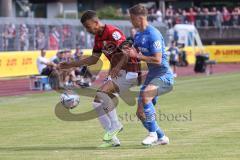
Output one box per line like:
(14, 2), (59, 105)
(0, 17), (168, 52)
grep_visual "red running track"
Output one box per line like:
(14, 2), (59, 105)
(0, 63), (239, 97)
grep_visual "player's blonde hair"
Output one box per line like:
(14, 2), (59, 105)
(129, 4), (148, 16)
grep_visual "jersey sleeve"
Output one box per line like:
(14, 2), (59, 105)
(109, 28), (126, 46)
(149, 32), (164, 54)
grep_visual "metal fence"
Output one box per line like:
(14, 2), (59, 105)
(165, 14), (240, 28)
(0, 17), (168, 52)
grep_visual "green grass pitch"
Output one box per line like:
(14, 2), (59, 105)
(0, 73), (240, 160)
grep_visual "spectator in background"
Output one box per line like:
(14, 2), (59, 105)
(209, 7), (217, 27)
(203, 8), (209, 27)
(62, 25), (72, 48)
(215, 9), (223, 29)
(182, 9), (188, 24)
(173, 12), (181, 25)
(148, 8), (156, 22)
(6, 24), (16, 51)
(52, 50), (66, 64)
(36, 29), (46, 50)
(177, 9), (185, 24)
(36, 49), (56, 76)
(166, 5), (174, 17)
(74, 47), (94, 87)
(19, 24), (29, 51)
(64, 49), (78, 86)
(178, 44), (188, 67)
(50, 50), (68, 86)
(165, 5), (174, 28)
(232, 7), (240, 26)
(65, 49), (74, 62)
(222, 6), (231, 26)
(77, 30), (86, 49)
(156, 9), (163, 23)
(195, 7), (203, 27)
(130, 27), (137, 38)
(74, 47), (83, 60)
(187, 8), (196, 25)
(86, 33), (94, 48)
(49, 26), (60, 50)
(168, 41), (179, 77)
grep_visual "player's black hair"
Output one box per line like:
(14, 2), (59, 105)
(81, 10), (98, 24)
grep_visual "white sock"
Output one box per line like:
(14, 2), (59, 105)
(95, 92), (122, 132)
(108, 108), (122, 132)
(112, 135), (120, 145)
(92, 102), (111, 132)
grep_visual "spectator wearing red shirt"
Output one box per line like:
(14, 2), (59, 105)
(49, 27), (60, 50)
(222, 6), (231, 26)
(187, 8), (196, 25)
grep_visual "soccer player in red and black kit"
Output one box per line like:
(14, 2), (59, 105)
(59, 10), (140, 147)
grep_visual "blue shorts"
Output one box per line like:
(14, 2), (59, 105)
(140, 78), (173, 96)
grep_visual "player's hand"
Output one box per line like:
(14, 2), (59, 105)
(109, 67), (121, 78)
(59, 62), (74, 70)
(122, 46), (139, 58)
(136, 104), (146, 121)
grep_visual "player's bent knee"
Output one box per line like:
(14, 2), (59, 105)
(95, 91), (117, 112)
(140, 92), (152, 104)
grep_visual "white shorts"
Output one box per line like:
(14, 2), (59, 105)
(107, 70), (138, 97)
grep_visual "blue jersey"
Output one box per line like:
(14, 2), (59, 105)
(134, 25), (174, 84)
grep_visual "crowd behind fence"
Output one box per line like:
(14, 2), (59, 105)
(0, 18), (167, 52)
(148, 6), (240, 28)
(0, 20), (93, 51)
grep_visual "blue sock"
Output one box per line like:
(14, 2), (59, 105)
(155, 121), (165, 139)
(142, 115), (165, 139)
(143, 101), (158, 132)
(151, 96), (164, 138)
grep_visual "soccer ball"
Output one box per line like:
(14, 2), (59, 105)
(60, 92), (80, 109)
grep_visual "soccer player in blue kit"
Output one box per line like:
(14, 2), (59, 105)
(125, 4), (174, 146)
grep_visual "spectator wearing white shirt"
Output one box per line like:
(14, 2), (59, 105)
(156, 9), (163, 23)
(37, 49), (55, 76)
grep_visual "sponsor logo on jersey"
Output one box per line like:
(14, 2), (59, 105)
(112, 31), (121, 40)
(153, 40), (161, 49)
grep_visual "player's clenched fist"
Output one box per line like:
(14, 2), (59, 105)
(122, 46), (139, 58)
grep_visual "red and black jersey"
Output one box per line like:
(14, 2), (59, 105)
(93, 24), (140, 72)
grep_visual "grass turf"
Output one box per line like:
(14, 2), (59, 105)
(0, 72), (240, 160)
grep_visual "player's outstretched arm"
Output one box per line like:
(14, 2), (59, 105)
(123, 46), (162, 64)
(59, 52), (102, 69)
(137, 53), (162, 64)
